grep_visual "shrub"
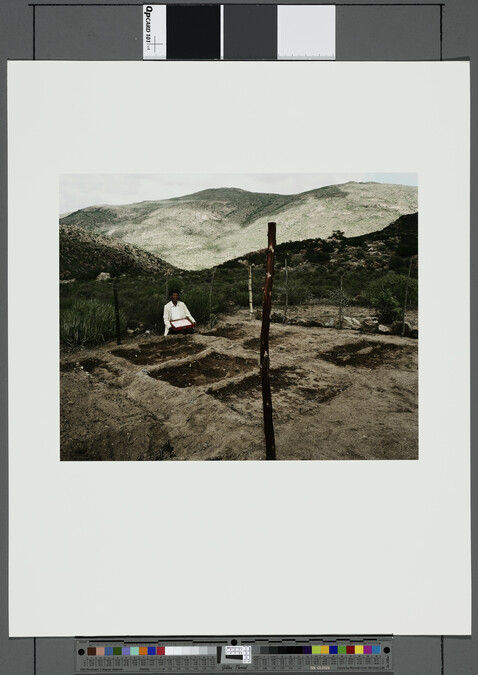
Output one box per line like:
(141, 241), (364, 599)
(365, 275), (418, 322)
(367, 275), (418, 308)
(181, 288), (227, 324)
(372, 288), (403, 323)
(60, 298), (126, 349)
(389, 254), (409, 273)
(322, 241), (335, 253)
(164, 276), (184, 301)
(396, 237), (418, 258)
(306, 248), (331, 263)
(228, 280), (262, 308)
(274, 277), (309, 305)
(181, 289), (210, 323)
(230, 289), (250, 307)
(111, 282), (163, 331)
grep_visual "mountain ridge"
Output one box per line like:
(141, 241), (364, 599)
(60, 182), (418, 270)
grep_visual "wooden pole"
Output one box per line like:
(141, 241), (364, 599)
(209, 266), (216, 328)
(260, 222), (276, 460)
(339, 272), (344, 329)
(284, 256), (289, 322)
(248, 264), (254, 320)
(165, 270), (169, 301)
(401, 256), (413, 337)
(113, 285), (121, 345)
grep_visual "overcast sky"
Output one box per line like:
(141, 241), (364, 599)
(60, 173), (418, 215)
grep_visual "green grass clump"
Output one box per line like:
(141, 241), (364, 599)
(60, 298), (126, 349)
(181, 289), (212, 324)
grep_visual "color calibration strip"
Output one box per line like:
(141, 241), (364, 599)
(76, 638), (392, 673)
(143, 4), (336, 61)
(84, 644), (383, 656)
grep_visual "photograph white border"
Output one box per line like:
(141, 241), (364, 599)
(8, 61), (470, 636)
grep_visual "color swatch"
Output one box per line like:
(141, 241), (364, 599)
(224, 5), (277, 60)
(166, 5), (221, 59)
(278, 5), (336, 60)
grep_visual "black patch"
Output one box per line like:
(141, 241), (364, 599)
(167, 5), (221, 60)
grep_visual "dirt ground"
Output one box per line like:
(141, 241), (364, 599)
(60, 306), (418, 461)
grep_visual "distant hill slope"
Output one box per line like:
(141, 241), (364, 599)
(220, 212), (418, 278)
(347, 212), (418, 257)
(60, 224), (179, 280)
(60, 182), (418, 270)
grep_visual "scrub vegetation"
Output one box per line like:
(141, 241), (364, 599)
(60, 212), (418, 349)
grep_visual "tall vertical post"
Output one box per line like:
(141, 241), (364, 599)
(260, 222), (276, 460)
(113, 285), (121, 345)
(209, 266), (217, 328)
(165, 270), (169, 301)
(248, 264), (254, 320)
(402, 256), (414, 337)
(338, 272), (344, 329)
(284, 256), (289, 322)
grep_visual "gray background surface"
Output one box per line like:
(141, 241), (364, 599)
(0, 1), (475, 673)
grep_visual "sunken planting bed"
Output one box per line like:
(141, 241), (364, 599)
(148, 351), (258, 388)
(317, 340), (414, 369)
(111, 336), (206, 365)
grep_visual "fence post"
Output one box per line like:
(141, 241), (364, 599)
(260, 222), (276, 460)
(113, 285), (121, 345)
(248, 264), (254, 320)
(401, 256), (414, 336)
(165, 270), (170, 302)
(209, 266), (217, 328)
(284, 256), (289, 322)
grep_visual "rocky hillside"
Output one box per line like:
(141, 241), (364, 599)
(223, 212), (418, 273)
(60, 224), (178, 280)
(60, 182), (418, 270)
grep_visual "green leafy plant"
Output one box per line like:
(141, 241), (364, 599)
(365, 275), (418, 323)
(60, 298), (126, 349)
(366, 275), (418, 309)
(372, 288), (403, 323)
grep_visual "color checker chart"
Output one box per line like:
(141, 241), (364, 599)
(143, 4), (336, 60)
(76, 637), (392, 673)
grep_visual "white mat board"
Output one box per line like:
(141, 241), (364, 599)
(8, 61), (470, 636)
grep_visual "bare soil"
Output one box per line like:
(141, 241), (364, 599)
(60, 306), (418, 461)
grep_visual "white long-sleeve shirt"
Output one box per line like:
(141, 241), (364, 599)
(163, 300), (195, 336)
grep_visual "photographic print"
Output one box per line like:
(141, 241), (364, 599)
(60, 173), (418, 461)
